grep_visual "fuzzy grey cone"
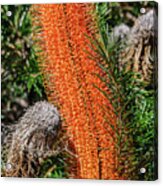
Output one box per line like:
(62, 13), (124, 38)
(1, 101), (63, 177)
(113, 10), (157, 83)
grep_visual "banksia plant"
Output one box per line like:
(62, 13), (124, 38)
(31, 4), (120, 179)
(1, 2), (157, 180)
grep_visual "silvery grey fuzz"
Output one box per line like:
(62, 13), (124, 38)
(1, 101), (62, 177)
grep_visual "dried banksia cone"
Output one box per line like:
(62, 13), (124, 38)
(114, 10), (157, 83)
(32, 4), (119, 179)
(1, 101), (65, 177)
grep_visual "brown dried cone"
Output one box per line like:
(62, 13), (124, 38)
(1, 101), (74, 177)
(113, 10), (157, 83)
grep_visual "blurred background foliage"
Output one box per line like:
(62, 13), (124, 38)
(1, 5), (46, 124)
(39, 154), (69, 178)
(1, 2), (157, 180)
(98, 1), (157, 31)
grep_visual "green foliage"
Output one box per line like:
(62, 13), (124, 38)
(95, 1), (157, 30)
(1, 5), (46, 123)
(90, 2), (157, 180)
(39, 154), (69, 178)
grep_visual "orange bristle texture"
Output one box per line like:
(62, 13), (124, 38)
(32, 3), (120, 179)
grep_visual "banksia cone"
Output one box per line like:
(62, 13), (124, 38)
(32, 3), (120, 179)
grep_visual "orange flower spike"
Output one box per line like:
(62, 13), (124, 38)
(37, 4), (98, 178)
(32, 3), (120, 179)
(65, 4), (118, 179)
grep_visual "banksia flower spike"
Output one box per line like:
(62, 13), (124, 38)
(32, 3), (120, 179)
